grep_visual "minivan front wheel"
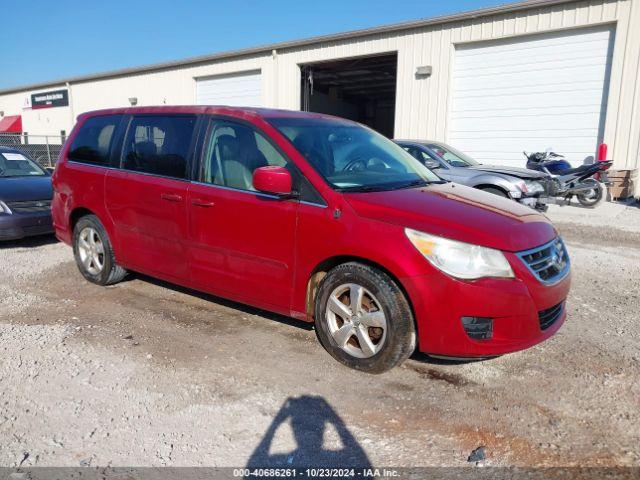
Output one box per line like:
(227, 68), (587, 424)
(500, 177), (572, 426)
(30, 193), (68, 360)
(314, 262), (416, 373)
(73, 215), (127, 285)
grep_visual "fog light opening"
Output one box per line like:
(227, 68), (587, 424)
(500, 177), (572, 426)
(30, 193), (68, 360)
(461, 316), (493, 340)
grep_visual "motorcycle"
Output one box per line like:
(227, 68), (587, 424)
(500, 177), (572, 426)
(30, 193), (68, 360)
(524, 150), (612, 207)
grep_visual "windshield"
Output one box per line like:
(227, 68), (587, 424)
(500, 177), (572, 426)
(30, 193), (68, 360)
(269, 117), (440, 192)
(0, 151), (46, 177)
(424, 143), (479, 167)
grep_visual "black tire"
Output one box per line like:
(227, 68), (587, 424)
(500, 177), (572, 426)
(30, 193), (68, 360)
(577, 179), (604, 207)
(535, 204), (549, 213)
(73, 214), (127, 286)
(314, 262), (416, 374)
(479, 186), (509, 198)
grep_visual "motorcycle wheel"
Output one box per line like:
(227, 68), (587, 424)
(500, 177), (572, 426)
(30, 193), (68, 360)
(577, 179), (604, 207)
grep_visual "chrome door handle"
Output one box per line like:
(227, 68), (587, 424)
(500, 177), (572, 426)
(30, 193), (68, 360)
(191, 199), (215, 208)
(161, 193), (183, 202)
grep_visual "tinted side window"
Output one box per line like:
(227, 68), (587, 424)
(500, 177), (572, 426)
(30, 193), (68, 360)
(298, 175), (326, 205)
(122, 115), (197, 179)
(68, 115), (122, 165)
(403, 146), (441, 166)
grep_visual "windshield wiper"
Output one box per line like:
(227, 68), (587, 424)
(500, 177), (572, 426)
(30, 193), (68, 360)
(396, 179), (430, 189)
(337, 184), (387, 193)
(338, 179), (444, 193)
(397, 179), (448, 189)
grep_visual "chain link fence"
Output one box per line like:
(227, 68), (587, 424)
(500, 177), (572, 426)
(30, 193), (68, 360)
(0, 133), (65, 167)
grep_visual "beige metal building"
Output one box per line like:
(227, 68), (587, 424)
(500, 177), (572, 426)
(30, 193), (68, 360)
(0, 0), (638, 188)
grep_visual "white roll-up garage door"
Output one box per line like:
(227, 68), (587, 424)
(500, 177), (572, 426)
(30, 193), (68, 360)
(449, 26), (614, 167)
(196, 71), (262, 107)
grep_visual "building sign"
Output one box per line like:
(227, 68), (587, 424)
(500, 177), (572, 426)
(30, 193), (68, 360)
(30, 89), (69, 109)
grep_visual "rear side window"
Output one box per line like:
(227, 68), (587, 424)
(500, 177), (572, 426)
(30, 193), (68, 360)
(68, 115), (122, 165)
(122, 115), (197, 179)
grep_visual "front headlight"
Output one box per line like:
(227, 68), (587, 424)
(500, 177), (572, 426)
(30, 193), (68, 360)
(523, 180), (545, 195)
(405, 228), (514, 280)
(0, 201), (11, 214)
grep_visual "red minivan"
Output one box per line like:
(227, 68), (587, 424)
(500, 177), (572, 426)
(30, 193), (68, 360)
(52, 106), (570, 373)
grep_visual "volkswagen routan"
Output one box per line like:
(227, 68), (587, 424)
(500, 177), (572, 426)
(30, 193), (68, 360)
(52, 106), (571, 373)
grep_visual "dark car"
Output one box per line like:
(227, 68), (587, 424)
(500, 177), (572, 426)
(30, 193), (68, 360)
(0, 147), (54, 241)
(395, 140), (550, 211)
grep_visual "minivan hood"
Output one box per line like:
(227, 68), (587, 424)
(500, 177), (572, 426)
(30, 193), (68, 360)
(344, 182), (556, 252)
(0, 176), (53, 202)
(469, 164), (548, 180)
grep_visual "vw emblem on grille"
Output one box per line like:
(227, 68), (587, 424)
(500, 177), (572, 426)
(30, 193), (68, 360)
(518, 238), (569, 284)
(36, 202), (45, 207)
(553, 242), (564, 266)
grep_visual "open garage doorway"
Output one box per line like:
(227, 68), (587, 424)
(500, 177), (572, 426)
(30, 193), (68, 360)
(300, 53), (397, 138)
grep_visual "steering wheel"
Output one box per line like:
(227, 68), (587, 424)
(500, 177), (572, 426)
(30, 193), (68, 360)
(342, 157), (368, 172)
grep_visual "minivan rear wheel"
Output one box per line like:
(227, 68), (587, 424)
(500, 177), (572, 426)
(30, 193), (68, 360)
(73, 215), (127, 286)
(314, 262), (416, 374)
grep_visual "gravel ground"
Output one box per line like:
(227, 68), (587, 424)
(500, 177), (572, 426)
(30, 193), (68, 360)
(1, 208), (639, 468)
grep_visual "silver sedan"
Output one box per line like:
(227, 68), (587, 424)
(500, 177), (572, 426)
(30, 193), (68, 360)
(395, 140), (550, 211)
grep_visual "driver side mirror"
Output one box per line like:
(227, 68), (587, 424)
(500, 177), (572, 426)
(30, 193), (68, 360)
(424, 158), (441, 170)
(253, 166), (293, 197)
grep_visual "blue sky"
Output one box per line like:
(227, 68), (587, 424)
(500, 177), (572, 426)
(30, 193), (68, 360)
(1, 0), (505, 90)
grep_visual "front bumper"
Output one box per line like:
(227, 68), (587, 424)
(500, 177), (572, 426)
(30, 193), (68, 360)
(0, 211), (54, 241)
(518, 196), (541, 208)
(402, 251), (571, 357)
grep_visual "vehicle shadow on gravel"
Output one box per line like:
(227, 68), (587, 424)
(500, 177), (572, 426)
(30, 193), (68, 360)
(124, 272), (493, 370)
(124, 271), (314, 332)
(246, 395), (371, 469)
(0, 234), (58, 249)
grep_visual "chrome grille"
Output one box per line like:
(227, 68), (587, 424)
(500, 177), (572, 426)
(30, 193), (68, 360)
(517, 237), (569, 284)
(6, 199), (51, 213)
(538, 302), (564, 330)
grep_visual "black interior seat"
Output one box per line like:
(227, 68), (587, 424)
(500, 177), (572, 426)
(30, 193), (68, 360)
(134, 140), (157, 157)
(125, 140), (157, 171)
(293, 132), (333, 176)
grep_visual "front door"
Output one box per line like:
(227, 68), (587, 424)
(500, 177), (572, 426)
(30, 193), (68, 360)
(105, 114), (198, 282)
(188, 118), (298, 311)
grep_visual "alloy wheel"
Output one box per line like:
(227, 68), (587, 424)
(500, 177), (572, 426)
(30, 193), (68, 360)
(325, 283), (387, 359)
(77, 227), (105, 275)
